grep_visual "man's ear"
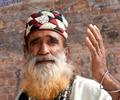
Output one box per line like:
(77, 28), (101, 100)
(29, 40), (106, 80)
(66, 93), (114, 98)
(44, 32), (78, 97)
(65, 47), (70, 63)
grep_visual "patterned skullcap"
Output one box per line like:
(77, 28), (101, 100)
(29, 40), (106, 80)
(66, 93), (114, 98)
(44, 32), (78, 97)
(25, 10), (68, 39)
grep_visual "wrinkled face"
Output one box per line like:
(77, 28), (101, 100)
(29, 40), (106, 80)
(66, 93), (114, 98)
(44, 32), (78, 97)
(22, 30), (74, 100)
(23, 30), (73, 99)
(26, 30), (66, 64)
(24, 29), (73, 84)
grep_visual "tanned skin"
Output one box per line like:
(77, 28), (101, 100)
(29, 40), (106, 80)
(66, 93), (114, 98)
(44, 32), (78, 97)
(86, 24), (120, 100)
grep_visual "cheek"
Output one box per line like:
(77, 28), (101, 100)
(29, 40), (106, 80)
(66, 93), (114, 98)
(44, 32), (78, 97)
(50, 41), (64, 56)
(50, 46), (64, 56)
(29, 46), (39, 56)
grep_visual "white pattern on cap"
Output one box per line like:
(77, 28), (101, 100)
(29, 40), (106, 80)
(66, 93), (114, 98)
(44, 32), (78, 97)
(25, 10), (68, 39)
(35, 15), (49, 24)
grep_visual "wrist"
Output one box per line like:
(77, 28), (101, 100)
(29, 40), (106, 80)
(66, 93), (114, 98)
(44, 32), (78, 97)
(92, 69), (108, 83)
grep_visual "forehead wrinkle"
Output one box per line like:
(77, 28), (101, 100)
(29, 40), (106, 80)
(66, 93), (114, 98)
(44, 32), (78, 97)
(27, 30), (64, 45)
(30, 32), (60, 39)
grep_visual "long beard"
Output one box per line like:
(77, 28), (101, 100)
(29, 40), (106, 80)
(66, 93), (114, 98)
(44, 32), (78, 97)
(21, 52), (73, 99)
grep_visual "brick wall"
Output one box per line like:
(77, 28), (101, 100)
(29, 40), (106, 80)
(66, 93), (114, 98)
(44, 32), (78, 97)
(0, 0), (120, 100)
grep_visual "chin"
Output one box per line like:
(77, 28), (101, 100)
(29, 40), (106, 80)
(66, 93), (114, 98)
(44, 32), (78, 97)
(21, 52), (74, 99)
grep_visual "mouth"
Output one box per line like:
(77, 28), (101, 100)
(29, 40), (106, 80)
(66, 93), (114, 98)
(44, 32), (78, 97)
(36, 60), (55, 65)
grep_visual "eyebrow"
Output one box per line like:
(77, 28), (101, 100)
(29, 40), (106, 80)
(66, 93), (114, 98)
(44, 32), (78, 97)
(29, 35), (59, 44)
(30, 37), (40, 45)
(48, 35), (58, 40)
(49, 36), (59, 41)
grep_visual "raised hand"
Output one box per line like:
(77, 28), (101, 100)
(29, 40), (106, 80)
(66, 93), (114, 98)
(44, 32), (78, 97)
(86, 24), (120, 100)
(85, 24), (107, 81)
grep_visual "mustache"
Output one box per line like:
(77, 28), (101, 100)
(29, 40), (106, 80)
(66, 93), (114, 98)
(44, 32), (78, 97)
(35, 55), (56, 64)
(35, 55), (56, 61)
(27, 55), (57, 65)
(26, 51), (67, 67)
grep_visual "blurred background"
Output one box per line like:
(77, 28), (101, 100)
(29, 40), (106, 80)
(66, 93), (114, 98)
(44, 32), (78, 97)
(0, 0), (120, 100)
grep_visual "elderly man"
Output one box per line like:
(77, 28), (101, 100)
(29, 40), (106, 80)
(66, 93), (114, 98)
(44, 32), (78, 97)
(16, 10), (112, 100)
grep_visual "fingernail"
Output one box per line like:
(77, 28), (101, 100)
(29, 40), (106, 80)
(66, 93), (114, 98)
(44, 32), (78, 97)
(89, 24), (93, 27)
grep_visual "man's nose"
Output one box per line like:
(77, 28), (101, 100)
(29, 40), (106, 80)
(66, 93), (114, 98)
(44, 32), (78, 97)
(38, 43), (49, 55)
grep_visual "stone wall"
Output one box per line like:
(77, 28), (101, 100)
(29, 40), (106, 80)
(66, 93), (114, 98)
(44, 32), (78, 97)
(0, 0), (120, 100)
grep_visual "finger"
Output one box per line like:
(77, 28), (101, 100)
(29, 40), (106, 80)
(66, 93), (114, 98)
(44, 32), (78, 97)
(93, 25), (101, 37)
(89, 24), (104, 50)
(87, 28), (101, 55)
(85, 36), (97, 56)
(88, 24), (101, 42)
(93, 25), (104, 50)
(88, 24), (105, 56)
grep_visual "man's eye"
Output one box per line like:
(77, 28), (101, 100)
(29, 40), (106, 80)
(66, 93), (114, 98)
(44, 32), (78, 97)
(49, 38), (58, 45)
(31, 41), (38, 45)
(30, 39), (39, 46)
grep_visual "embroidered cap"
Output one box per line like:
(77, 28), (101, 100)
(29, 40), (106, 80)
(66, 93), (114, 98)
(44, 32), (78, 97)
(25, 10), (68, 39)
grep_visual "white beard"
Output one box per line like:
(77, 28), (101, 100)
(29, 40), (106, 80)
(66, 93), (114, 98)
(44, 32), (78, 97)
(26, 51), (73, 84)
(21, 51), (74, 99)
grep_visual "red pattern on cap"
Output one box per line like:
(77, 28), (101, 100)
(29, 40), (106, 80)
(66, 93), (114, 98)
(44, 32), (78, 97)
(25, 10), (68, 39)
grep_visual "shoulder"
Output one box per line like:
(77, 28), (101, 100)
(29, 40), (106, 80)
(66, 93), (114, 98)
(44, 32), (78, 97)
(71, 75), (112, 100)
(73, 75), (100, 88)
(15, 90), (29, 100)
(73, 75), (102, 93)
